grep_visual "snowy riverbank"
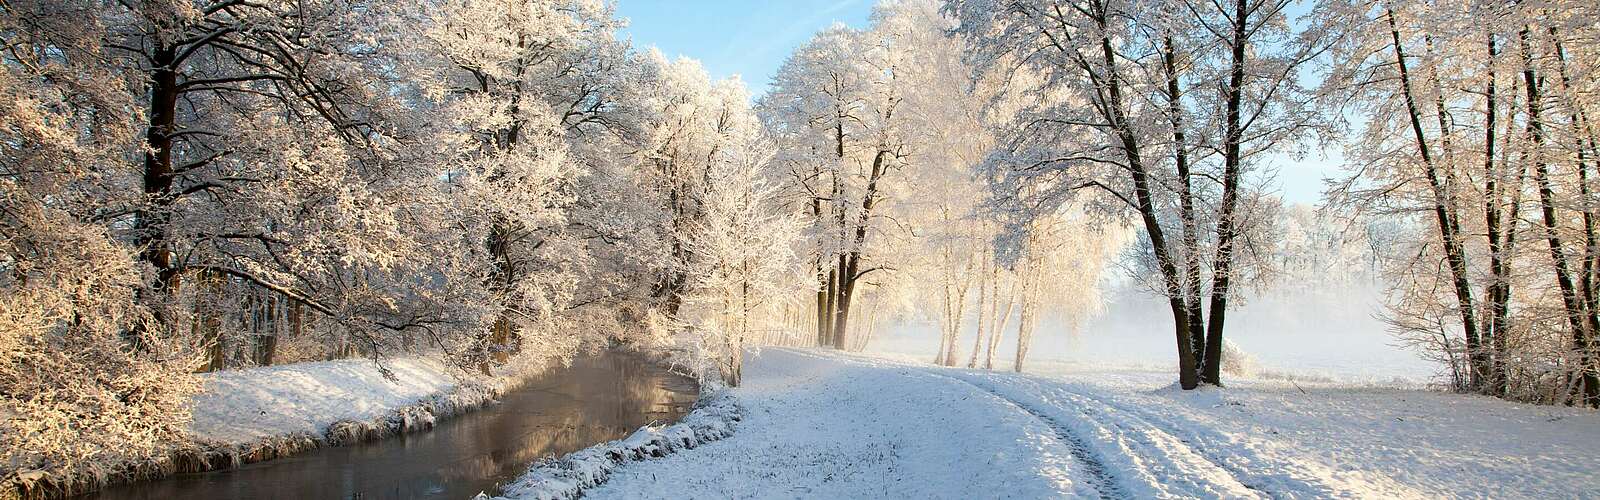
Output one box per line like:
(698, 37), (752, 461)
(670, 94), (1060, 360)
(184, 353), (560, 460)
(544, 347), (1600, 499)
(5, 355), (545, 499)
(190, 357), (460, 444)
(491, 388), (740, 500)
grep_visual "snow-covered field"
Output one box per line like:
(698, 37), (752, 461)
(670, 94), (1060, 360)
(569, 347), (1600, 499)
(188, 357), (461, 444)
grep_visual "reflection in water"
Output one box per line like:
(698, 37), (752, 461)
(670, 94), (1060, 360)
(86, 353), (699, 500)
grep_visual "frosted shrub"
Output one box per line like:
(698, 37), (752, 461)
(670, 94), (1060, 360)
(1220, 339), (1258, 378)
(0, 203), (199, 489)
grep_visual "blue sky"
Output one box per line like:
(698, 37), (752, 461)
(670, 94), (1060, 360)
(615, 0), (1335, 204)
(615, 0), (875, 97)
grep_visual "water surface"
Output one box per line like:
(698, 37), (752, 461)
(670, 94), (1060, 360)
(86, 352), (698, 500)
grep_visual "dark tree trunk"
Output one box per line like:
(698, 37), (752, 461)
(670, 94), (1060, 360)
(816, 261), (831, 346)
(815, 114), (851, 348)
(133, 41), (182, 347)
(832, 149), (889, 349)
(486, 219), (522, 365)
(832, 249), (856, 352)
(291, 300), (304, 339)
(1481, 33), (1514, 395)
(823, 267), (837, 347)
(1388, 10), (1482, 389)
(199, 270), (224, 372)
(1201, 0), (1252, 386)
(1520, 28), (1600, 407)
(1492, 75), (1525, 397)
(1162, 35), (1209, 367)
(1427, 36), (1488, 389)
(813, 169), (831, 347)
(1090, 5), (1199, 389)
(256, 295), (277, 366)
(1551, 31), (1600, 401)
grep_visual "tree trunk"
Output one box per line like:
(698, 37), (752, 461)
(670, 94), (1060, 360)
(726, 277), (748, 386)
(833, 149), (890, 349)
(1388, 9), (1482, 390)
(1551, 30), (1600, 401)
(935, 277), (951, 366)
(835, 253), (854, 349)
(1481, 32), (1513, 395)
(1162, 34), (1209, 374)
(656, 163), (690, 318)
(816, 259), (831, 346)
(1427, 33), (1489, 389)
(1014, 288), (1032, 373)
(199, 270), (225, 372)
(256, 295), (277, 366)
(947, 277), (968, 367)
(968, 260), (990, 368)
(1520, 28), (1599, 407)
(816, 104), (850, 348)
(987, 281), (1014, 370)
(1090, 7), (1199, 389)
(1198, 0), (1258, 387)
(853, 295), (882, 351)
(486, 220), (520, 365)
(813, 157), (832, 348)
(134, 41), (182, 347)
(823, 266), (837, 347)
(1014, 248), (1041, 373)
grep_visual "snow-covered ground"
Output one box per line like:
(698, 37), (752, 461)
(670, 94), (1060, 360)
(188, 357), (461, 444)
(567, 347), (1600, 499)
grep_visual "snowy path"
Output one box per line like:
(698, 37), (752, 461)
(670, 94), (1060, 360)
(575, 348), (1600, 499)
(924, 371), (1125, 498)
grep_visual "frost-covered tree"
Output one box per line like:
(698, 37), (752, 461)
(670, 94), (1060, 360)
(837, 0), (1000, 366)
(995, 199), (1131, 372)
(1320, 0), (1600, 404)
(633, 52), (754, 320)
(0, 0), (651, 486)
(398, 0), (639, 371)
(0, 0), (200, 483)
(0, 0), (457, 486)
(762, 11), (916, 350)
(764, 0), (1011, 356)
(623, 53), (804, 386)
(685, 159), (802, 385)
(951, 0), (1325, 388)
(682, 133), (803, 386)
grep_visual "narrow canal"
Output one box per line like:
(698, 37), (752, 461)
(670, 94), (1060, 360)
(85, 352), (699, 500)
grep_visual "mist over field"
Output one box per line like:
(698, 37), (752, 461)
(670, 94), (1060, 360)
(870, 280), (1435, 383)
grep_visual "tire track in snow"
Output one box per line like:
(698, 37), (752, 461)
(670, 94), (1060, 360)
(1043, 382), (1271, 493)
(918, 371), (1128, 500)
(761, 348), (1123, 498)
(770, 349), (1268, 498)
(947, 369), (1423, 499)
(947, 371), (1271, 498)
(766, 348), (1424, 499)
